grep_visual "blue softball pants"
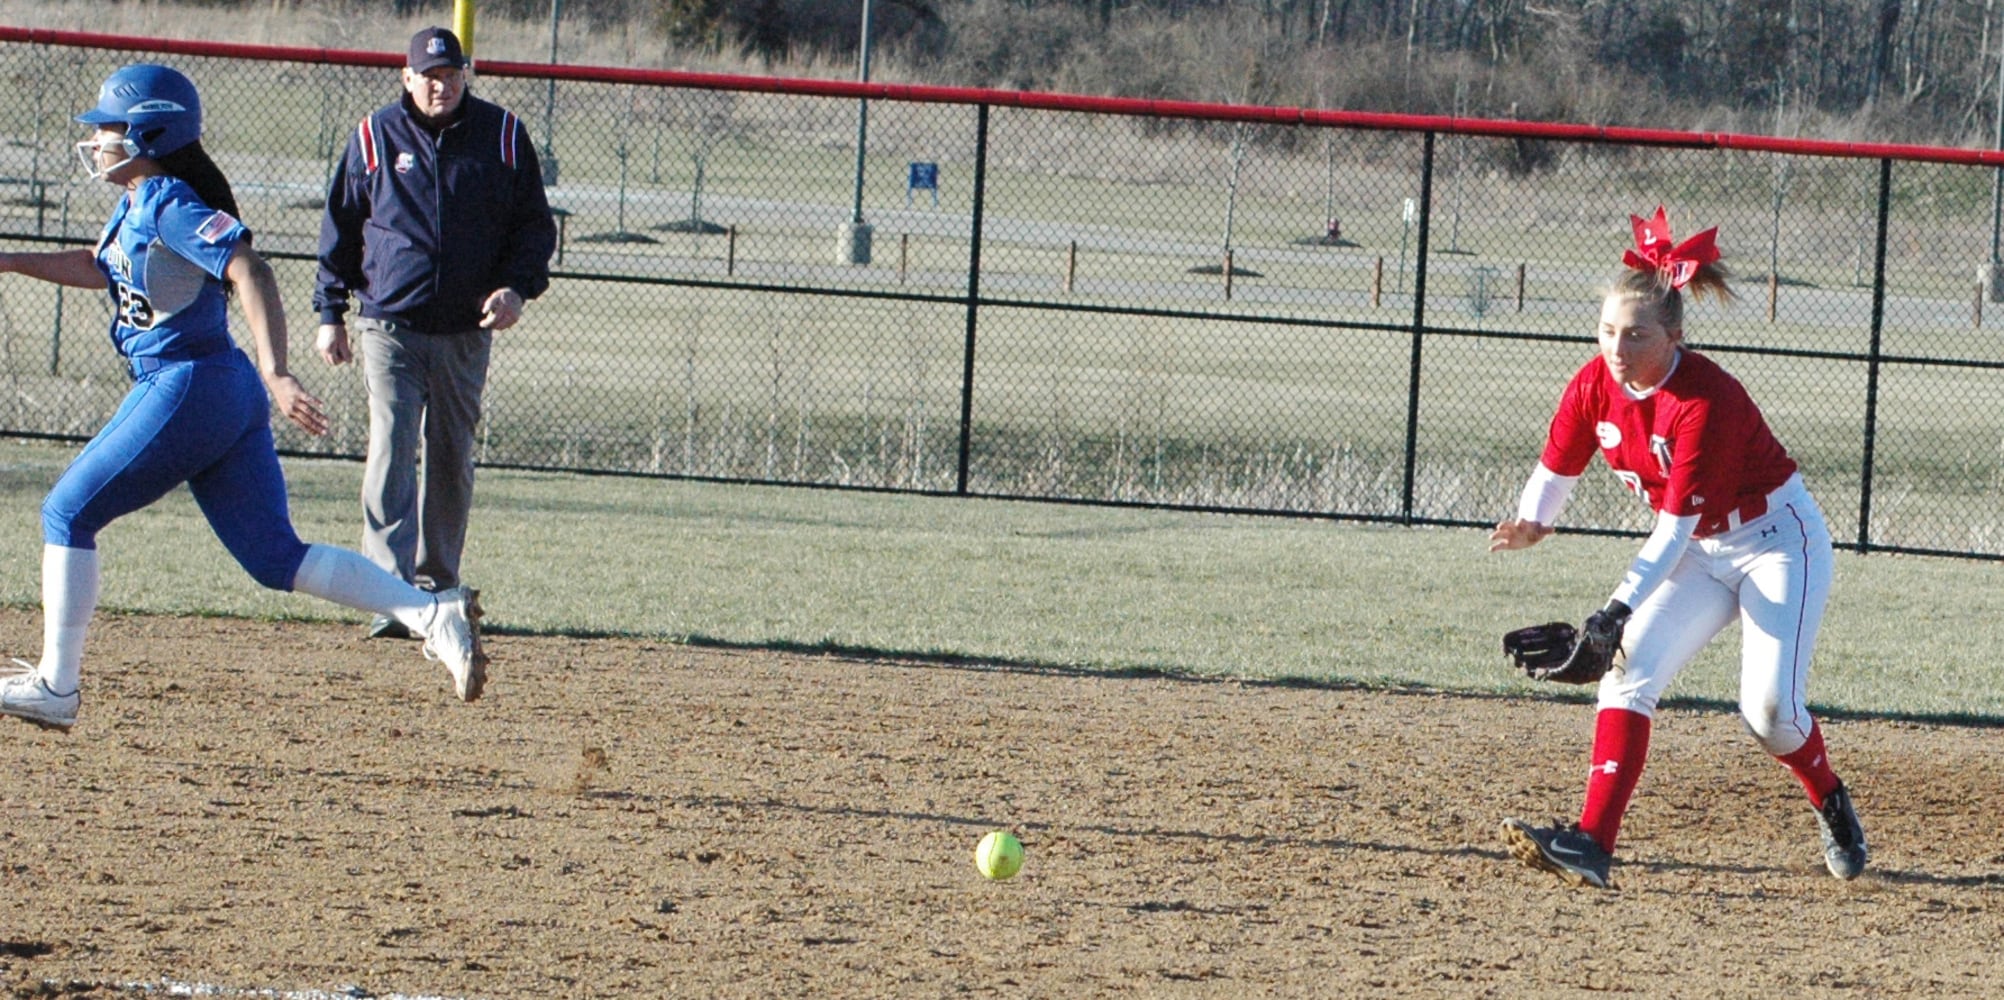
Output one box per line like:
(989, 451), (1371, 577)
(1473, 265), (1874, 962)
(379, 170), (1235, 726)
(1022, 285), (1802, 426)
(41, 350), (309, 591)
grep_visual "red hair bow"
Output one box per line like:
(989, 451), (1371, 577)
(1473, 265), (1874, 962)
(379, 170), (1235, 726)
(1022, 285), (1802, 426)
(1621, 206), (1719, 290)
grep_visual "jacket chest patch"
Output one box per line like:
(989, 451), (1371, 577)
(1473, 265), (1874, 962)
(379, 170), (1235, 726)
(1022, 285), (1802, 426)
(395, 152), (415, 174)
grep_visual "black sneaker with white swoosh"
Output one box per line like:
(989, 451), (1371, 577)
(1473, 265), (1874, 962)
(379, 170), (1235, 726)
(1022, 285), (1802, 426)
(1814, 782), (1867, 880)
(1500, 817), (1615, 889)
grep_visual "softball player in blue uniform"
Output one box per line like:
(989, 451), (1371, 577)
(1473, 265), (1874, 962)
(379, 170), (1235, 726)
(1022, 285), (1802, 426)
(0, 64), (488, 731)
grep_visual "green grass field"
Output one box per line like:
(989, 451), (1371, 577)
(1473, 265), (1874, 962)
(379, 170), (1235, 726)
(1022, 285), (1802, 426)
(0, 436), (1991, 722)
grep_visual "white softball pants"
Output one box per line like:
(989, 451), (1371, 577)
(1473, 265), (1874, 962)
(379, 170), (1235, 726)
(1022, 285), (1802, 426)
(1596, 475), (1833, 756)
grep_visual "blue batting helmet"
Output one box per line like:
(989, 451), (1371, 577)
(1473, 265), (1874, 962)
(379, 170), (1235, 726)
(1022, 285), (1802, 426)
(75, 64), (203, 160)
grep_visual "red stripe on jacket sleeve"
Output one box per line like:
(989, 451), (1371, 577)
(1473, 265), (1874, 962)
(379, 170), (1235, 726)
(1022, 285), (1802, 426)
(358, 114), (378, 173)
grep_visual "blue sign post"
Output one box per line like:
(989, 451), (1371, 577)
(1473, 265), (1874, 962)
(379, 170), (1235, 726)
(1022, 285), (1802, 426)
(907, 161), (939, 207)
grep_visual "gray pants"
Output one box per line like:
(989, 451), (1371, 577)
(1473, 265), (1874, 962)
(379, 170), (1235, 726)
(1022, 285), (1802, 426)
(356, 318), (492, 592)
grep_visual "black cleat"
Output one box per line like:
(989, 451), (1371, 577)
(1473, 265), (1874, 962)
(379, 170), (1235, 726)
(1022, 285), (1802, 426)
(1501, 817), (1615, 889)
(367, 614), (414, 641)
(1815, 782), (1867, 880)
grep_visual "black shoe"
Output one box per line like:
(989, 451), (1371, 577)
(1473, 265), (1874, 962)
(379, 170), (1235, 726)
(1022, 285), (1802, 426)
(1501, 817), (1615, 889)
(1815, 782), (1867, 880)
(367, 614), (414, 640)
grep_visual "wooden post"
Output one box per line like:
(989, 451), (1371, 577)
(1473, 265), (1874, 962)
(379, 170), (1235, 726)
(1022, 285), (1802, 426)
(725, 225), (737, 277)
(1065, 240), (1077, 293)
(1767, 272), (1779, 323)
(1224, 249), (1234, 301)
(1373, 256), (1383, 308)
(899, 233), (909, 285)
(1515, 263), (1526, 311)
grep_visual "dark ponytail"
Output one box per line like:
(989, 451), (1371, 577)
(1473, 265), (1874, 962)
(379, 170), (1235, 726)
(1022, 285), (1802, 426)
(154, 140), (248, 297)
(155, 141), (242, 231)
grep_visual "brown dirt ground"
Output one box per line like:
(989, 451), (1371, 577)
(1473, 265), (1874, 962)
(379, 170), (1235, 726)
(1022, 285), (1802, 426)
(0, 608), (1996, 999)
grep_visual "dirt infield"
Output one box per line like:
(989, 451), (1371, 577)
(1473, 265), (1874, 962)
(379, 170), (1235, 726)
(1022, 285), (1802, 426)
(0, 608), (1996, 998)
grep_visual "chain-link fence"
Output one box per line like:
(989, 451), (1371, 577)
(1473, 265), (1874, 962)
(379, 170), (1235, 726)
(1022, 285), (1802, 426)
(5, 30), (2004, 556)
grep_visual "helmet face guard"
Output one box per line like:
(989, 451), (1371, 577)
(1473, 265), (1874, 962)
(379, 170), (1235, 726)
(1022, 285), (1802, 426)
(73, 64), (202, 177)
(74, 132), (141, 181)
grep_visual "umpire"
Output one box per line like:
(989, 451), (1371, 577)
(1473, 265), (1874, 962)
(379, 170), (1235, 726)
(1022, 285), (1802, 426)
(314, 26), (556, 638)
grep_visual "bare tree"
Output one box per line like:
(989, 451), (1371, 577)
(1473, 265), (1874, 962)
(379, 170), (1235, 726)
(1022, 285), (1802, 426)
(1865, 0), (1903, 107)
(655, 88), (743, 236)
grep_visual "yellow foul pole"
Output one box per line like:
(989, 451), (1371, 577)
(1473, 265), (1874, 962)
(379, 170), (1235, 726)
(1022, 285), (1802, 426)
(454, 0), (476, 67)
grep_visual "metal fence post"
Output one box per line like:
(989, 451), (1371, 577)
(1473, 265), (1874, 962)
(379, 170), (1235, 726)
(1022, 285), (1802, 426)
(1857, 158), (1893, 554)
(49, 188), (69, 376)
(955, 104), (990, 496)
(1400, 132), (1435, 525)
(541, 0), (563, 186)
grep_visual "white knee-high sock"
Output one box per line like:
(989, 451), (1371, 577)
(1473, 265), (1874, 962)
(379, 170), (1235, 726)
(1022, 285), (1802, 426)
(292, 545), (437, 635)
(40, 544), (99, 695)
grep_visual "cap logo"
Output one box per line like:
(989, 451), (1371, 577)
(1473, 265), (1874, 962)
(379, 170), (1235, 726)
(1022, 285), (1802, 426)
(429, 38), (449, 55)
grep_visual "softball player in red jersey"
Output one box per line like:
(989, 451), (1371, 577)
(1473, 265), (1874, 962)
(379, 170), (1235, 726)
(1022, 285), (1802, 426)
(1487, 207), (1865, 889)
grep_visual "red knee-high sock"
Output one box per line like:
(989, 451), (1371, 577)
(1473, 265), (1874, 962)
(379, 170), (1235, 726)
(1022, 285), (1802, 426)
(1578, 708), (1652, 854)
(1775, 720), (1841, 808)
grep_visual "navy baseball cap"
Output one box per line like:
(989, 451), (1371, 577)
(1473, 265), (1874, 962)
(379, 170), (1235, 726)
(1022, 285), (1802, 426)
(408, 27), (467, 73)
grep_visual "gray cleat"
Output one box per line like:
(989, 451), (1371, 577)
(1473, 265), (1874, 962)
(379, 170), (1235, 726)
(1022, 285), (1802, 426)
(0, 661), (78, 732)
(1501, 817), (1615, 890)
(422, 587), (488, 702)
(1814, 782), (1867, 880)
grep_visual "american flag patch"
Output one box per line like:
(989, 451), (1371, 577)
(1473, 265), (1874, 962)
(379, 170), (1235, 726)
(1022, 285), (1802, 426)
(194, 211), (238, 244)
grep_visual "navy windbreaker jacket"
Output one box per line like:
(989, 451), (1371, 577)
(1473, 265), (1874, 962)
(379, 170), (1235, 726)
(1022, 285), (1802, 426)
(314, 91), (555, 333)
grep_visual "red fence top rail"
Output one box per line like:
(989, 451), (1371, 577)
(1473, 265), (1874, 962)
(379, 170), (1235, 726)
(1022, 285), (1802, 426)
(11, 24), (2004, 168)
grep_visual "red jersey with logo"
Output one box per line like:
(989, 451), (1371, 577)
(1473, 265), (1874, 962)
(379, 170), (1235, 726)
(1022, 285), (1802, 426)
(1540, 350), (1796, 537)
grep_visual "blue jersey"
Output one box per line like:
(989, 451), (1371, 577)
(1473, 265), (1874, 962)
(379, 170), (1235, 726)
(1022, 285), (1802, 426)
(93, 175), (243, 362)
(44, 173), (312, 592)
